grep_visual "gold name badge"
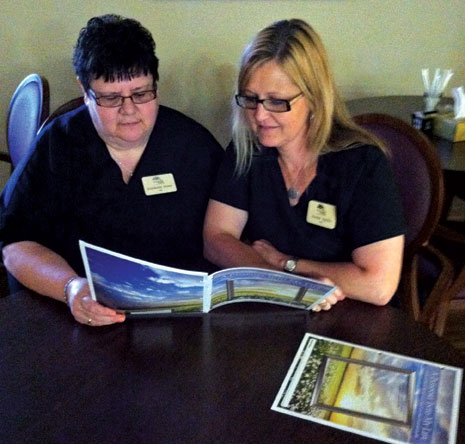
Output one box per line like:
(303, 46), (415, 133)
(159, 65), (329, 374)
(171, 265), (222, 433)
(306, 200), (337, 229)
(142, 173), (177, 196)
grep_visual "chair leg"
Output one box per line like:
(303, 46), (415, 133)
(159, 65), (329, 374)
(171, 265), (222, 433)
(399, 256), (421, 321)
(433, 265), (465, 336)
(0, 264), (9, 298)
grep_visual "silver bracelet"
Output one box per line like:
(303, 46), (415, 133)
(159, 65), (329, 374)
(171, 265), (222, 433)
(63, 276), (79, 306)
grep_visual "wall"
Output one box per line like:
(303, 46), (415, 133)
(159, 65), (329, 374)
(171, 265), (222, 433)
(1, 0), (464, 186)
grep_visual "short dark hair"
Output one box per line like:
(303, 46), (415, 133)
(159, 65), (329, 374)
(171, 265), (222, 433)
(73, 14), (159, 91)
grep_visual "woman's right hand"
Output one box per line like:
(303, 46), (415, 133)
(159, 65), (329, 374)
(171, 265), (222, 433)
(67, 277), (126, 326)
(311, 277), (346, 312)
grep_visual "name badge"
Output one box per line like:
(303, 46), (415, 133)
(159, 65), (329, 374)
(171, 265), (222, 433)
(306, 200), (337, 229)
(142, 173), (177, 196)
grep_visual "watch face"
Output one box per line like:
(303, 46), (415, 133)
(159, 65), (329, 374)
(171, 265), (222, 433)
(284, 259), (297, 272)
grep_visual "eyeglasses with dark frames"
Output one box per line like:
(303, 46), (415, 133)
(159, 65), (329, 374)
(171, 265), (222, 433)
(88, 89), (157, 108)
(235, 92), (303, 113)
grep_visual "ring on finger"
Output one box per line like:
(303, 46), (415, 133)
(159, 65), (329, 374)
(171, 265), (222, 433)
(87, 318), (93, 326)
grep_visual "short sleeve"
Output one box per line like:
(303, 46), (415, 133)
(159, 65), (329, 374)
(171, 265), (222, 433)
(0, 125), (69, 250)
(210, 142), (250, 211)
(345, 148), (405, 250)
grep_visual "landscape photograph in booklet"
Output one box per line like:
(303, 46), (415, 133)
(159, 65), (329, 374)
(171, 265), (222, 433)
(272, 333), (462, 444)
(81, 242), (206, 313)
(79, 241), (336, 314)
(208, 268), (335, 311)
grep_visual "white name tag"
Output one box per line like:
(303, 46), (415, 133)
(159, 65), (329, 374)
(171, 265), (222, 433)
(142, 173), (177, 196)
(306, 200), (337, 229)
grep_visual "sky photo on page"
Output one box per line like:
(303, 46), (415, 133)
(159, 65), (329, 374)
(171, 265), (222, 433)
(84, 246), (205, 310)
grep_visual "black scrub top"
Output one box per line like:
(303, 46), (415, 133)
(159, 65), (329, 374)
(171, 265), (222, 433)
(211, 143), (405, 262)
(0, 105), (224, 274)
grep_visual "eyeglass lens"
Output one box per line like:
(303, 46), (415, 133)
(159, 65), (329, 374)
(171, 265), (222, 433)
(91, 90), (157, 107)
(235, 93), (302, 113)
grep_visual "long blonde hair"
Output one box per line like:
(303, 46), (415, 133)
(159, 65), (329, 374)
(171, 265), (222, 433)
(232, 19), (382, 174)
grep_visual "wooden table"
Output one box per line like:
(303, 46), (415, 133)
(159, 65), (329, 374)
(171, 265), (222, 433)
(1, 290), (464, 444)
(346, 95), (465, 173)
(347, 95), (465, 220)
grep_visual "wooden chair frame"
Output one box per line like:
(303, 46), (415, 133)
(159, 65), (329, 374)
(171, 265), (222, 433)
(354, 113), (454, 334)
(38, 96), (84, 134)
(430, 224), (465, 335)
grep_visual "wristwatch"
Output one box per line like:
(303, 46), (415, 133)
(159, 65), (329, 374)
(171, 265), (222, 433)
(283, 257), (298, 273)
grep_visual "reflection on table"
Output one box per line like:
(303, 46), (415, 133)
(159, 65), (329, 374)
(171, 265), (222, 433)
(1, 289), (463, 444)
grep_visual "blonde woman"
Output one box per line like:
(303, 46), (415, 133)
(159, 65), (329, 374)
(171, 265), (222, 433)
(204, 19), (405, 309)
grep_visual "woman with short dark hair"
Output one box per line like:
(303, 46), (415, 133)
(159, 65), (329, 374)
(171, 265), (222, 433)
(1, 14), (223, 326)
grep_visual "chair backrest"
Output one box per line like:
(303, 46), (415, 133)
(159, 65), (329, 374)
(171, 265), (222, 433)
(353, 113), (444, 262)
(38, 97), (84, 134)
(6, 74), (50, 169)
(1, 95), (82, 209)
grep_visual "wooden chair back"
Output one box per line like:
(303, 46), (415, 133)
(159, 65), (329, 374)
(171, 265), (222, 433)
(38, 96), (84, 134)
(354, 113), (453, 332)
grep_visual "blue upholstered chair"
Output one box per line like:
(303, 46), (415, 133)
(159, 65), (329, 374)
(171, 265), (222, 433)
(0, 74), (49, 209)
(5, 74), (50, 170)
(0, 90), (81, 296)
(0, 74), (49, 295)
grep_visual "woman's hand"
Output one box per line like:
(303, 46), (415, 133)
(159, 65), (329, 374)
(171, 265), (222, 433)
(203, 200), (273, 269)
(251, 239), (289, 269)
(252, 239), (346, 311)
(67, 277), (125, 326)
(311, 278), (346, 312)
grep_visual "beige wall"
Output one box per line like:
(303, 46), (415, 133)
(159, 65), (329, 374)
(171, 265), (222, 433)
(1, 0), (464, 168)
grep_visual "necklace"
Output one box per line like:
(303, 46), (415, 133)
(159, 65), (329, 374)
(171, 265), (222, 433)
(114, 159), (134, 177)
(108, 150), (136, 177)
(287, 186), (300, 201)
(279, 157), (317, 202)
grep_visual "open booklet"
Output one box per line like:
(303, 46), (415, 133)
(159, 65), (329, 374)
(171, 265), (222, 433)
(79, 241), (336, 315)
(272, 333), (462, 444)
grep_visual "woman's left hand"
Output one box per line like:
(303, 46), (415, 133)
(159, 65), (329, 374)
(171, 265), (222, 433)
(251, 239), (289, 269)
(252, 239), (345, 311)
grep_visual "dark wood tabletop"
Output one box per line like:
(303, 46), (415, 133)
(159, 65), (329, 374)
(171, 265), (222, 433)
(346, 95), (465, 173)
(346, 95), (437, 124)
(1, 290), (464, 444)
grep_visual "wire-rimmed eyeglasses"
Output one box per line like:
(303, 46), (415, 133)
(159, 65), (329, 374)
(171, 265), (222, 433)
(88, 89), (157, 108)
(235, 92), (303, 113)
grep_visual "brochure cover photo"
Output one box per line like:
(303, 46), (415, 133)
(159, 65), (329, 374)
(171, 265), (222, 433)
(272, 333), (462, 444)
(79, 241), (336, 315)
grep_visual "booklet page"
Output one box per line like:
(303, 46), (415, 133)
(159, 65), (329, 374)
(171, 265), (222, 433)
(272, 333), (462, 444)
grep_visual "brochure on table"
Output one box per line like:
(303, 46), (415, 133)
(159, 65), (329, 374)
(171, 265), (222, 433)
(272, 333), (462, 444)
(79, 241), (336, 315)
